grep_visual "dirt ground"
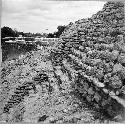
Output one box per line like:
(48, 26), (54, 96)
(1, 46), (125, 123)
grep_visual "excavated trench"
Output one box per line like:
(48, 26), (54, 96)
(0, 44), (125, 123)
(1, 1), (125, 123)
(0, 47), (121, 123)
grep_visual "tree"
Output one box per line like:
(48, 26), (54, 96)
(1, 26), (17, 38)
(55, 25), (66, 37)
(47, 25), (66, 38)
(47, 33), (54, 38)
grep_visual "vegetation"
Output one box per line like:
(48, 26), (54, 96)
(1, 25), (66, 39)
(1, 25), (65, 61)
(1, 26), (18, 38)
(47, 25), (66, 38)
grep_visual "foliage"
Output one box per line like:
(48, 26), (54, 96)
(1, 26), (18, 38)
(47, 25), (66, 38)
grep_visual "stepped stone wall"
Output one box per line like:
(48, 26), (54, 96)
(52, 1), (125, 118)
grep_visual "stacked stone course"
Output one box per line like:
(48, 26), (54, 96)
(51, 1), (125, 118)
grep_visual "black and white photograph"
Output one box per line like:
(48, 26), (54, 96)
(0, 0), (125, 123)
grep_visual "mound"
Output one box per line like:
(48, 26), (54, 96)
(51, 1), (125, 119)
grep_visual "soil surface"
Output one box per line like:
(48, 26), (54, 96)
(1, 45), (125, 124)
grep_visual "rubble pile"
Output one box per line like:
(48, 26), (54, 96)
(51, 1), (125, 119)
(0, 49), (55, 122)
(1, 48), (99, 123)
(1, 1), (125, 123)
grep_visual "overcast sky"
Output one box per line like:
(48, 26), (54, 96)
(2, 0), (106, 33)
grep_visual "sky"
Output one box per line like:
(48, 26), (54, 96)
(1, 0), (106, 33)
